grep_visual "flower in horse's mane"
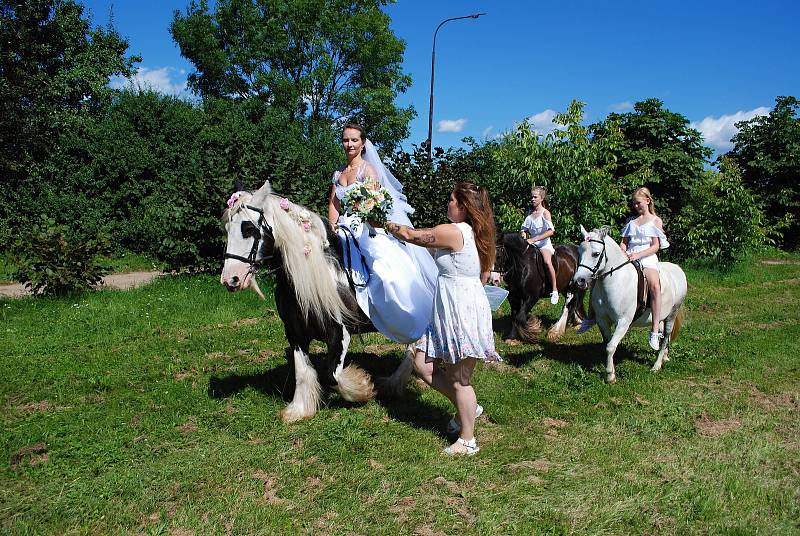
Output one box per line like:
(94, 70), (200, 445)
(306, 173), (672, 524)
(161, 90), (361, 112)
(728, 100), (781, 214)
(226, 192), (241, 208)
(275, 196), (327, 253)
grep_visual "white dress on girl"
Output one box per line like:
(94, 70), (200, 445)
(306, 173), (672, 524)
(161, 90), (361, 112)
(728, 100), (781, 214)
(416, 222), (501, 364)
(621, 218), (670, 271)
(520, 212), (555, 254)
(333, 163), (438, 343)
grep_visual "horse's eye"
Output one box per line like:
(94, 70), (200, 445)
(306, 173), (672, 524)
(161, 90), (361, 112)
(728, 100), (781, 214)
(241, 221), (260, 240)
(592, 252), (599, 258)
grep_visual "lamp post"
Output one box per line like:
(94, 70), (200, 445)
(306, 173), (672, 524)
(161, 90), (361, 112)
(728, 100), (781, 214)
(427, 13), (486, 160)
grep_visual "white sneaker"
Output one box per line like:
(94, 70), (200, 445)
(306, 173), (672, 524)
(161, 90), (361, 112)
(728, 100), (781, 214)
(576, 319), (595, 334)
(550, 291), (559, 305)
(446, 404), (483, 435)
(648, 331), (662, 351)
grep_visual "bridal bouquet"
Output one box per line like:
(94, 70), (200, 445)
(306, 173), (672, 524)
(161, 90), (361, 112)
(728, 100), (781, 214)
(342, 180), (393, 226)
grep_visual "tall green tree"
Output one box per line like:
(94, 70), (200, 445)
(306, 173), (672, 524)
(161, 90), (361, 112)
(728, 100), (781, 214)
(170, 0), (414, 149)
(591, 98), (712, 222)
(726, 96), (799, 249)
(0, 0), (139, 243)
(491, 100), (635, 238)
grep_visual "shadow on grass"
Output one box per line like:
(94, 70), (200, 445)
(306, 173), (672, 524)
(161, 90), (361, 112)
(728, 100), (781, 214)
(208, 348), (453, 439)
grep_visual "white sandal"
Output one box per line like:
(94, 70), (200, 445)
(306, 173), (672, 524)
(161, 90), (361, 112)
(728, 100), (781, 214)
(446, 404), (483, 435)
(443, 437), (480, 456)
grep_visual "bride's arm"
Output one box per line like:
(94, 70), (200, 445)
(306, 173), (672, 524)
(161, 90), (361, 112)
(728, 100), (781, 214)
(328, 184), (341, 228)
(385, 222), (463, 251)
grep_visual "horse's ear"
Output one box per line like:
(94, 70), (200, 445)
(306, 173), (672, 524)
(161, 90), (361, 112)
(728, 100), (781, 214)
(579, 225), (590, 241)
(252, 180), (273, 201)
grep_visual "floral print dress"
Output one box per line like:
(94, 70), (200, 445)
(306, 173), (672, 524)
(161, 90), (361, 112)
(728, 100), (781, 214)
(417, 222), (501, 364)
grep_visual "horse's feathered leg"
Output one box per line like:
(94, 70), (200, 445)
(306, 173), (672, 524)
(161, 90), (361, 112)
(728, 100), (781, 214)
(375, 345), (415, 399)
(547, 291), (574, 340)
(331, 326), (376, 403)
(281, 346), (322, 422)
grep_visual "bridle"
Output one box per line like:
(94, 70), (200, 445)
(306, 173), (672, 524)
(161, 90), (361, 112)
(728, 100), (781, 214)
(223, 202), (279, 276)
(578, 236), (633, 280)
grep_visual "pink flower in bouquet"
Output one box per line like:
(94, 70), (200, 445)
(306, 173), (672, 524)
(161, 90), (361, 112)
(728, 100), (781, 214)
(279, 198), (290, 211)
(364, 198), (376, 212)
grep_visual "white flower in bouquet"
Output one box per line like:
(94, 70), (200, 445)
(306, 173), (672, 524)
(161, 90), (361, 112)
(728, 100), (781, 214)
(342, 178), (393, 226)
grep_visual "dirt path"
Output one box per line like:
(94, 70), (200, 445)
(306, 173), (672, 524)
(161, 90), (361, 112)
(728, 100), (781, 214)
(0, 271), (162, 298)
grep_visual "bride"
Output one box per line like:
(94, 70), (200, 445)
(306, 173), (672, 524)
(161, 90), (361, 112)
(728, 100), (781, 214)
(328, 123), (438, 343)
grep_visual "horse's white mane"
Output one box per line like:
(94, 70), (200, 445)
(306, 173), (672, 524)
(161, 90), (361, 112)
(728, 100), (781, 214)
(227, 188), (347, 323)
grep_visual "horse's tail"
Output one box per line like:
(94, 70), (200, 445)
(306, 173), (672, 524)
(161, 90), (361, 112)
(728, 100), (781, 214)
(670, 305), (685, 342)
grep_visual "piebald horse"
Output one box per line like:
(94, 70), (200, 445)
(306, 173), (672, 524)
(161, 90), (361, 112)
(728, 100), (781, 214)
(220, 181), (411, 422)
(572, 226), (687, 383)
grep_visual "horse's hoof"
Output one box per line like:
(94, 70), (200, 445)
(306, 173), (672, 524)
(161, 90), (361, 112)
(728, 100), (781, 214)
(505, 339), (521, 346)
(606, 375), (617, 384)
(280, 407), (310, 423)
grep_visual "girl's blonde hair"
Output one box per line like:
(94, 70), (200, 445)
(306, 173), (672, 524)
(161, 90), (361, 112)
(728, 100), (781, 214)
(531, 185), (549, 210)
(632, 187), (657, 215)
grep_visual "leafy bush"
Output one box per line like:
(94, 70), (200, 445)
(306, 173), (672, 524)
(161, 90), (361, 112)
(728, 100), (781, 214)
(671, 158), (772, 268)
(12, 220), (110, 296)
(489, 100), (637, 238)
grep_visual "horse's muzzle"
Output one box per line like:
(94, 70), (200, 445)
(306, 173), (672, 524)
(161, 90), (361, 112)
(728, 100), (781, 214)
(573, 275), (589, 290)
(223, 275), (243, 292)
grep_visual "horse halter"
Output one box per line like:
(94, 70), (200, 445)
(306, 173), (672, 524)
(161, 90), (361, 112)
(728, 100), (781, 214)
(223, 203), (275, 270)
(577, 238), (608, 280)
(578, 237), (634, 280)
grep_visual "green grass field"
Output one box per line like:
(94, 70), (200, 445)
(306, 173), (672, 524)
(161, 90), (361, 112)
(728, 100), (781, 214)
(2, 255), (798, 534)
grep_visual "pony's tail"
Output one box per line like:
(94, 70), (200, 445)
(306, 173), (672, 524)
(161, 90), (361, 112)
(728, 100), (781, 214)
(670, 306), (685, 342)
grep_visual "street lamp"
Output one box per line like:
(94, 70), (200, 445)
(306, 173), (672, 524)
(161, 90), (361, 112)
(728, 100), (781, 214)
(427, 13), (486, 160)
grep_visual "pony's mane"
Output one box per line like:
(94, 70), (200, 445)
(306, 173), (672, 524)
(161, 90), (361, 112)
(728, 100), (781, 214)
(264, 194), (346, 323)
(226, 191), (348, 323)
(591, 226), (612, 240)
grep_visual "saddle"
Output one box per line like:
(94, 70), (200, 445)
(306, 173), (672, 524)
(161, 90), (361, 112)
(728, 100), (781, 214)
(632, 261), (650, 321)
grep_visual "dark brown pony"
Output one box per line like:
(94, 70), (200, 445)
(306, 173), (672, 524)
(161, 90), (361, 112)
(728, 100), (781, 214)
(496, 232), (585, 342)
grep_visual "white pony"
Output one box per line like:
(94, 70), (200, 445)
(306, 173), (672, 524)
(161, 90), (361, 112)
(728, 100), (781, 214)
(572, 226), (687, 383)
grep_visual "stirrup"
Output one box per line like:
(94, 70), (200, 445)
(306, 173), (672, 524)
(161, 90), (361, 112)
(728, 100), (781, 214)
(443, 437), (480, 456)
(446, 404), (483, 435)
(576, 319), (595, 334)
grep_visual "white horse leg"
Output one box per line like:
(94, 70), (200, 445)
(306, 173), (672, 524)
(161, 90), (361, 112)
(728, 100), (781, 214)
(281, 347), (322, 423)
(547, 292), (573, 341)
(605, 319), (632, 384)
(333, 327), (376, 403)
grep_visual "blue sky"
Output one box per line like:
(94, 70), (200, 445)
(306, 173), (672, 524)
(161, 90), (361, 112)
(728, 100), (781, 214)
(84, 0), (799, 153)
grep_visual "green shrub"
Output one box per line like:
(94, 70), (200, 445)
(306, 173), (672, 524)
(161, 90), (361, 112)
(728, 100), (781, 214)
(12, 220), (110, 296)
(671, 158), (773, 268)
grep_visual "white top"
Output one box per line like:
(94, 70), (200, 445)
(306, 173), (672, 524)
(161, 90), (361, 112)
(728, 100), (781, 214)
(621, 218), (669, 254)
(521, 212), (554, 250)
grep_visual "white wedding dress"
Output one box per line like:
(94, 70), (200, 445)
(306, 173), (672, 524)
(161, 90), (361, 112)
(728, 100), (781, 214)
(333, 144), (438, 343)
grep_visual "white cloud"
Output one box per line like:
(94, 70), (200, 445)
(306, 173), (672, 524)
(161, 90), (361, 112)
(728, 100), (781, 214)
(609, 101), (633, 112)
(438, 118), (467, 133)
(526, 109), (565, 135)
(481, 126), (494, 138)
(691, 107), (770, 151)
(110, 66), (190, 97)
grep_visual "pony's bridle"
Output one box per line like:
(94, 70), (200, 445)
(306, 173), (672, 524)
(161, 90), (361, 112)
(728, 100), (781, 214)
(578, 237), (633, 280)
(223, 203), (276, 273)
